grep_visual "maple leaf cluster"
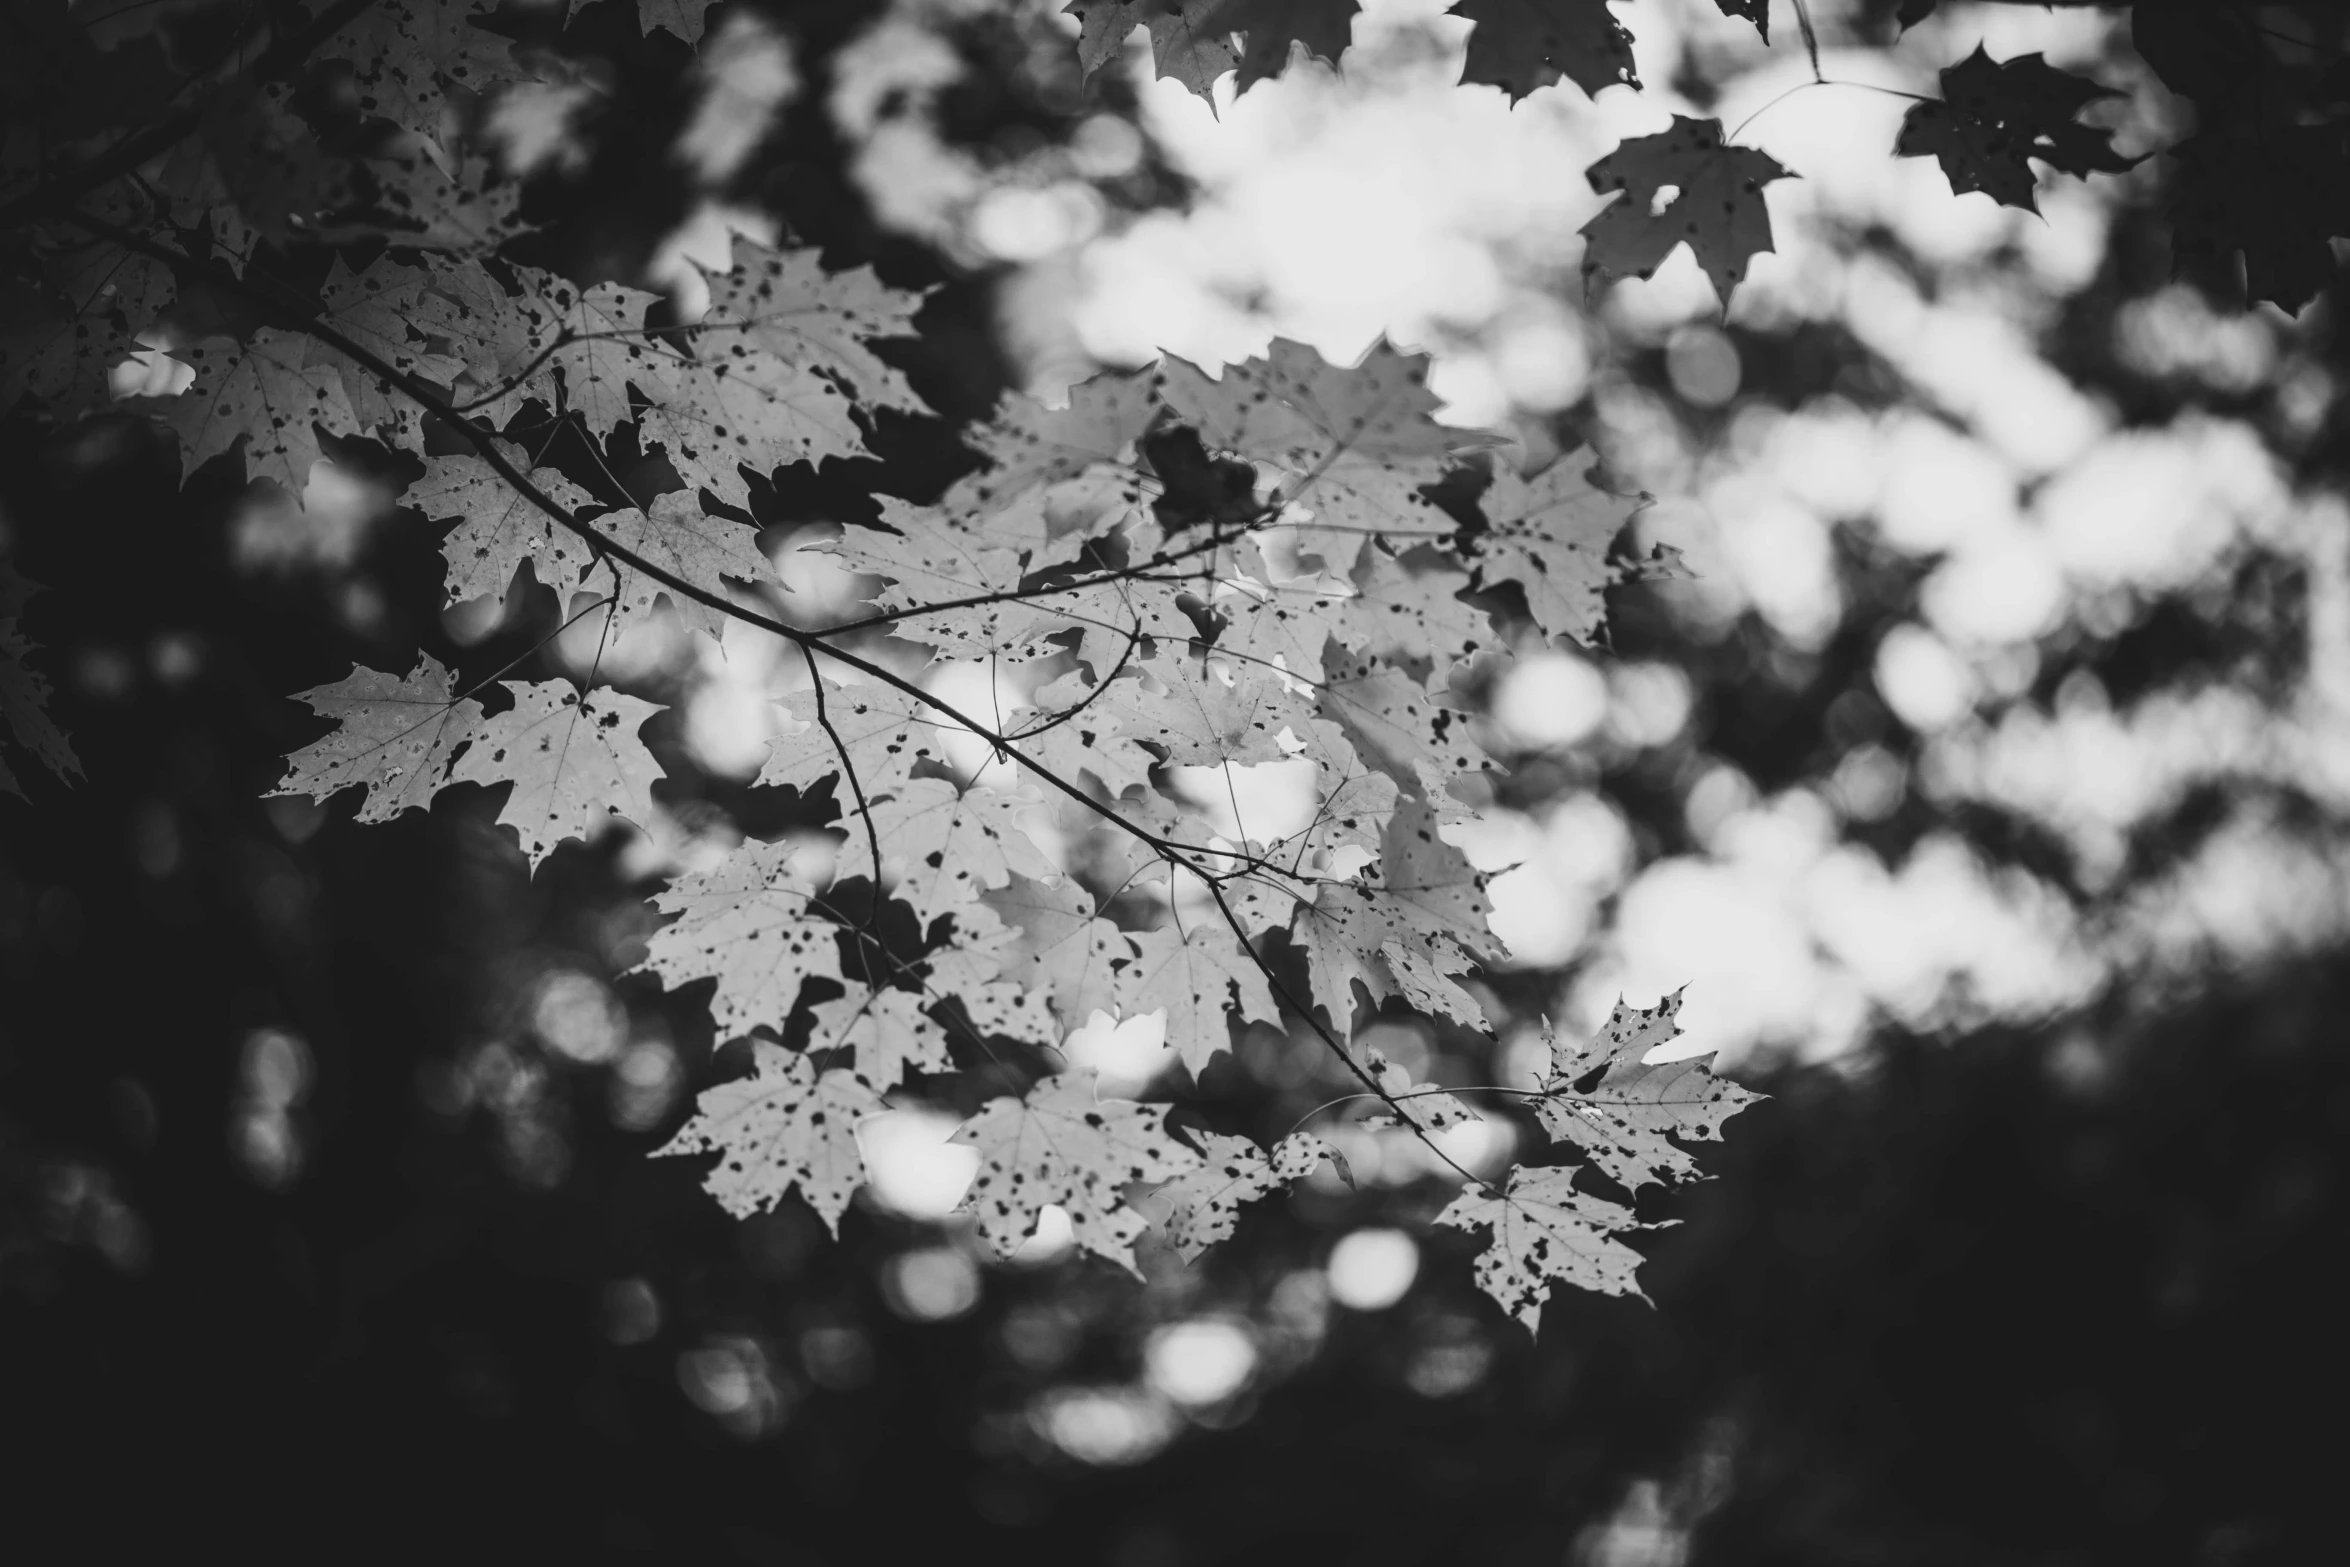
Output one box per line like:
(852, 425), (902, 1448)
(1, 0), (1801, 1334)
(18, 0), (2329, 1333)
(1067, 0), (2345, 317)
(611, 334), (1739, 1315)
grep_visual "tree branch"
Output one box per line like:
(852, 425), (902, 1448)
(60, 203), (1468, 1159)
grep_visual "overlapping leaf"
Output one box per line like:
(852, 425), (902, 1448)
(807, 986), (956, 1085)
(496, 267), (676, 440)
(319, 0), (539, 143)
(1581, 115), (1793, 310)
(1437, 1165), (1649, 1331)
(0, 565), (79, 799)
(952, 1068), (1202, 1273)
(1157, 339), (1469, 576)
(1113, 918), (1282, 1077)
(570, 0), (718, 43)
(762, 679), (957, 799)
(640, 236), (928, 505)
(1362, 1047), (1483, 1129)
(271, 653), (482, 822)
(830, 777), (1056, 927)
(448, 679), (665, 869)
(156, 330), (357, 495)
(1284, 796), (1501, 1034)
(967, 366), (1160, 500)
(405, 445), (600, 611)
(1896, 47), (2134, 213)
(1065, 0), (1358, 101)
(1039, 649), (1315, 770)
(1065, 0), (1237, 101)
(1148, 1130), (1330, 1260)
(1453, 0), (1638, 103)
(977, 875), (1134, 1028)
(1533, 990), (1763, 1191)
(637, 836), (848, 1042)
(592, 491), (777, 642)
(1322, 651), (1498, 822)
(657, 1041), (886, 1233)
(1473, 453), (1647, 645)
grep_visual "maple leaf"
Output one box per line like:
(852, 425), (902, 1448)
(1224, 0), (1360, 91)
(915, 923), (1059, 1047)
(1711, 0), (1767, 39)
(1322, 652), (1498, 822)
(1114, 917), (1283, 1077)
(966, 365), (1161, 501)
(1156, 339), (1472, 576)
(1207, 563), (1343, 685)
(153, 84), (358, 253)
(656, 1040), (886, 1233)
(977, 875), (1134, 1028)
(951, 1068), (1202, 1273)
(1, 207), (173, 420)
(1333, 550), (1491, 688)
(319, 0), (539, 143)
(956, 463), (1160, 571)
(761, 679), (961, 800)
(1376, 935), (1487, 1031)
(1533, 990), (1763, 1192)
(2169, 126), (2350, 316)
(47, 186), (178, 332)
(591, 491), (777, 642)
(0, 565), (80, 798)
(1362, 1046), (1482, 1129)
(359, 142), (529, 253)
(637, 835), (849, 1041)
(447, 680), (665, 870)
(643, 236), (929, 505)
(1275, 715), (1402, 867)
(1895, 48), (2135, 214)
(1473, 453), (1648, 646)
(1067, 0), (1358, 99)
(1148, 1130), (1330, 1260)
(1285, 797), (1500, 1034)
(1065, 1), (1237, 101)
(498, 267), (678, 441)
(1372, 793), (1506, 956)
(0, 279), (129, 423)
(1039, 649), (1314, 771)
(1452, 0), (1638, 103)
(994, 693), (1163, 803)
(381, 254), (543, 405)
(155, 330), (358, 497)
(1580, 115), (1794, 311)
(271, 654), (483, 823)
(1029, 577), (1204, 682)
(807, 986), (956, 1085)
(830, 502), (1029, 631)
(830, 777), (1056, 928)
(568, 0), (717, 44)
(1436, 1165), (1649, 1331)
(824, 485), (1183, 672)
(404, 445), (601, 611)
(315, 256), (466, 445)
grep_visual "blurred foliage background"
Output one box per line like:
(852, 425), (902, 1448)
(3, 1), (2348, 1561)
